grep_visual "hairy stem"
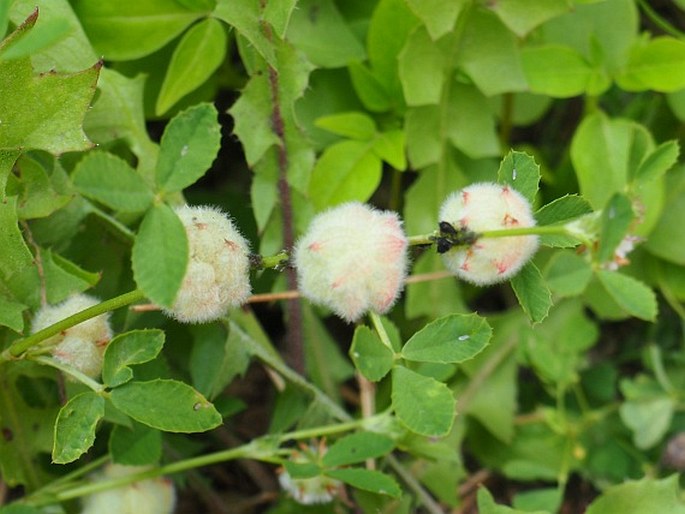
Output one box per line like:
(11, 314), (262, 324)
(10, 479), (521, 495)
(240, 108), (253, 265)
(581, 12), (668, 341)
(261, 23), (304, 374)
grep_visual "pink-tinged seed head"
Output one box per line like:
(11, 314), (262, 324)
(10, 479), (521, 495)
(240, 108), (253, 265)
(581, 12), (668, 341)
(166, 205), (251, 323)
(81, 464), (175, 514)
(32, 294), (112, 379)
(439, 183), (539, 285)
(294, 202), (409, 322)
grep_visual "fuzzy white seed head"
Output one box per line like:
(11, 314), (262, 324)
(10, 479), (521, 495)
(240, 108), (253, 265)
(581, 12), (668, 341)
(81, 464), (175, 514)
(439, 183), (539, 285)
(294, 202), (409, 322)
(278, 469), (341, 505)
(53, 336), (103, 378)
(32, 294), (112, 377)
(166, 205), (251, 323)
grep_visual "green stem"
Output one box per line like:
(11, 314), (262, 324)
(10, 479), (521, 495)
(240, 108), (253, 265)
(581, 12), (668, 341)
(43, 455), (110, 493)
(28, 416), (374, 506)
(386, 455), (445, 514)
(278, 416), (371, 442)
(259, 251), (289, 270)
(3, 289), (146, 360)
(408, 233), (438, 246)
(50, 445), (254, 504)
(409, 224), (583, 248)
(479, 225), (570, 238)
(33, 356), (104, 393)
(228, 317), (351, 421)
(636, 0), (685, 38)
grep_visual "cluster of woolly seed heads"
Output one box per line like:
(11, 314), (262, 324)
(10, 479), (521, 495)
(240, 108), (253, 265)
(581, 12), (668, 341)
(32, 190), (538, 336)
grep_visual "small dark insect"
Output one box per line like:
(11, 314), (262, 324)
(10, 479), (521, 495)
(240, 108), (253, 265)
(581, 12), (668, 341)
(436, 238), (452, 254)
(439, 221), (458, 235)
(434, 221), (479, 253)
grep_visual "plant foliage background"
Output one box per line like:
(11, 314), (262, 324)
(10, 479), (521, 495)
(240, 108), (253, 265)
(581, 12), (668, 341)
(1, 0), (685, 513)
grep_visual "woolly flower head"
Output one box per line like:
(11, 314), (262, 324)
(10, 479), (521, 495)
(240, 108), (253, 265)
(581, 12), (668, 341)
(278, 469), (341, 505)
(439, 183), (539, 285)
(32, 294), (112, 378)
(81, 464), (175, 514)
(166, 205), (251, 323)
(294, 202), (408, 322)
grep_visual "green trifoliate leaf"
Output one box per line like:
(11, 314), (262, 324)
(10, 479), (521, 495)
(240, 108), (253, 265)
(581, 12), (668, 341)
(596, 193), (633, 264)
(0, 11), (100, 156)
(510, 262), (552, 324)
(322, 432), (395, 468)
(155, 103), (221, 194)
(489, 0), (569, 37)
(0, 196), (41, 307)
(585, 475), (685, 514)
(521, 45), (593, 98)
(52, 392), (105, 464)
(73, 0), (209, 61)
(401, 313), (492, 364)
(131, 204), (188, 309)
(620, 396), (674, 450)
(13, 156), (70, 220)
(535, 195), (593, 247)
(404, 0), (466, 39)
(497, 150), (540, 204)
(283, 461), (320, 479)
(228, 71), (279, 166)
(0, 16), (70, 61)
(350, 326), (394, 382)
(109, 379), (222, 433)
(315, 112), (377, 140)
(371, 129), (406, 170)
(391, 365), (455, 437)
(84, 69), (158, 171)
(635, 140), (679, 183)
(309, 140), (382, 210)
(156, 18), (227, 115)
(595, 270), (657, 321)
(618, 37), (685, 93)
(325, 468), (401, 497)
(348, 62), (392, 113)
(0, 295), (27, 333)
(286, 0), (365, 67)
(349, 326), (395, 382)
(73, 152), (154, 212)
(398, 25), (445, 106)
(478, 487), (551, 514)
(544, 252), (592, 297)
(213, 0), (276, 66)
(456, 9), (527, 96)
(103, 330), (165, 388)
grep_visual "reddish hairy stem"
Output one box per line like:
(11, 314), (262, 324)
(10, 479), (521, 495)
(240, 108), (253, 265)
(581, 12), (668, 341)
(262, 20), (304, 374)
